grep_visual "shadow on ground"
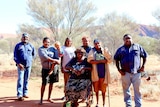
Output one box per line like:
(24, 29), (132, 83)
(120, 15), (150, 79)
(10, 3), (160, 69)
(0, 96), (64, 107)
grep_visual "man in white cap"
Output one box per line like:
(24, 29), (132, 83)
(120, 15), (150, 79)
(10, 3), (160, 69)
(14, 33), (36, 101)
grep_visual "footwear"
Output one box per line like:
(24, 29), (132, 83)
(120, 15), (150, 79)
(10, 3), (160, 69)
(47, 99), (54, 103)
(95, 104), (99, 107)
(23, 95), (29, 98)
(17, 97), (24, 101)
(61, 96), (66, 101)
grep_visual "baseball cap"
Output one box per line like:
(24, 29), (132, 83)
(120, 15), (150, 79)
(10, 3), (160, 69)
(123, 34), (132, 39)
(93, 39), (100, 44)
(22, 33), (29, 37)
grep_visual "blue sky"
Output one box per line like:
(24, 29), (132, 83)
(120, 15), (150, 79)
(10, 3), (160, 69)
(0, 0), (160, 34)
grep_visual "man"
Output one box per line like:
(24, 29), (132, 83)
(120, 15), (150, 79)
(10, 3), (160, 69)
(81, 36), (93, 104)
(14, 33), (36, 101)
(114, 34), (147, 107)
(38, 37), (60, 104)
(81, 36), (92, 57)
(87, 39), (112, 107)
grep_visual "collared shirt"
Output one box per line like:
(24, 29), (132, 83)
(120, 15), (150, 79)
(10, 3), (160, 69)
(114, 43), (147, 74)
(38, 46), (59, 69)
(14, 42), (36, 67)
(81, 45), (92, 57)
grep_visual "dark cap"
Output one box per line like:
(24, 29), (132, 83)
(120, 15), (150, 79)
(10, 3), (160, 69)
(22, 33), (29, 37)
(93, 39), (100, 44)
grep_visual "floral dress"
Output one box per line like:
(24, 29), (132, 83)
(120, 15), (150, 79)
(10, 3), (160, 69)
(65, 58), (92, 102)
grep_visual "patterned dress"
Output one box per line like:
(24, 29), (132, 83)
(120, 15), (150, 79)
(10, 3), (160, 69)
(65, 58), (92, 102)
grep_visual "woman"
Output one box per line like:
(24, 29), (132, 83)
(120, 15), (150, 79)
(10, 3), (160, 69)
(38, 37), (60, 104)
(64, 48), (92, 107)
(61, 37), (75, 100)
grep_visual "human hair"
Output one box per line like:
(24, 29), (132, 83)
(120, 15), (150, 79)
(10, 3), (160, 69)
(43, 37), (50, 43)
(74, 47), (86, 58)
(64, 37), (72, 46)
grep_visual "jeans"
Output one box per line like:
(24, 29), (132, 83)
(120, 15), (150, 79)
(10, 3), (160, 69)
(121, 72), (141, 107)
(17, 66), (31, 98)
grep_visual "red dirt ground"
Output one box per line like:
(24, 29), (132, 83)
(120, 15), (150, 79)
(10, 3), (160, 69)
(0, 77), (159, 107)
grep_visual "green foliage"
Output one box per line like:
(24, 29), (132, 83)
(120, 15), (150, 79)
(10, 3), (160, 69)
(135, 36), (158, 54)
(26, 0), (96, 40)
(0, 39), (10, 54)
(96, 12), (139, 55)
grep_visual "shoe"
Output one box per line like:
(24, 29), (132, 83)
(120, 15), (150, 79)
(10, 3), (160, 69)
(23, 95), (29, 98)
(95, 104), (99, 107)
(17, 97), (24, 101)
(61, 96), (66, 101)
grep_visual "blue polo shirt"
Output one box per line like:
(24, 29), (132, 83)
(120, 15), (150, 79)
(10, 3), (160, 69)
(14, 42), (36, 67)
(114, 44), (147, 74)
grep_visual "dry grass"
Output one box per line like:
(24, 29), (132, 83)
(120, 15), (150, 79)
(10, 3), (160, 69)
(0, 54), (160, 100)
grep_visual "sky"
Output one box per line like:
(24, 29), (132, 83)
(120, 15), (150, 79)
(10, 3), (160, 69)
(0, 0), (160, 34)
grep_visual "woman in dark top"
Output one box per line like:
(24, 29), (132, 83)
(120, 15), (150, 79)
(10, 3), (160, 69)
(64, 48), (92, 107)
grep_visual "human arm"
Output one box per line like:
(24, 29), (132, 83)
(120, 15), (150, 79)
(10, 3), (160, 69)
(139, 45), (147, 72)
(14, 44), (24, 70)
(115, 60), (125, 75)
(89, 59), (107, 64)
(138, 57), (146, 72)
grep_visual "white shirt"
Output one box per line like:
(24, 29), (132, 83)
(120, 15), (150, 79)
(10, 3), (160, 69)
(62, 46), (75, 72)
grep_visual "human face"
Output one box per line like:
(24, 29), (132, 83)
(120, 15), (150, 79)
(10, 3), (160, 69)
(43, 39), (50, 48)
(82, 37), (89, 46)
(124, 35), (132, 46)
(65, 38), (72, 47)
(55, 43), (60, 49)
(21, 36), (29, 43)
(94, 42), (101, 50)
(76, 52), (84, 60)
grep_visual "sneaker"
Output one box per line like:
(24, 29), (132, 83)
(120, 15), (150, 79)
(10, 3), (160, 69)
(23, 95), (29, 98)
(17, 97), (24, 101)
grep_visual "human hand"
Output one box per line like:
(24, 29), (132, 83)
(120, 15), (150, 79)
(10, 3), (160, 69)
(18, 64), (24, 70)
(138, 66), (144, 72)
(119, 69), (125, 76)
(48, 70), (53, 75)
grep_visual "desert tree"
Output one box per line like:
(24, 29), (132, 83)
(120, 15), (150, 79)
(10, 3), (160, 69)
(97, 12), (139, 55)
(16, 24), (47, 49)
(152, 8), (160, 55)
(61, 0), (96, 39)
(18, 0), (96, 42)
(27, 0), (64, 40)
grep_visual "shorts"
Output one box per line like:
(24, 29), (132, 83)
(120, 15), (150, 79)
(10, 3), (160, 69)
(93, 78), (107, 93)
(41, 68), (59, 85)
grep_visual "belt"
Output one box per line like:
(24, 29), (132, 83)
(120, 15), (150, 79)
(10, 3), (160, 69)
(126, 71), (140, 74)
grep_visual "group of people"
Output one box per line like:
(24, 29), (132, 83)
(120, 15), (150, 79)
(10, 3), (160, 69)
(14, 33), (147, 107)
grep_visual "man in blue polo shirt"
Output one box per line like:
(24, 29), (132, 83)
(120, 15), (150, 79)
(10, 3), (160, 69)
(14, 33), (36, 101)
(114, 34), (147, 107)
